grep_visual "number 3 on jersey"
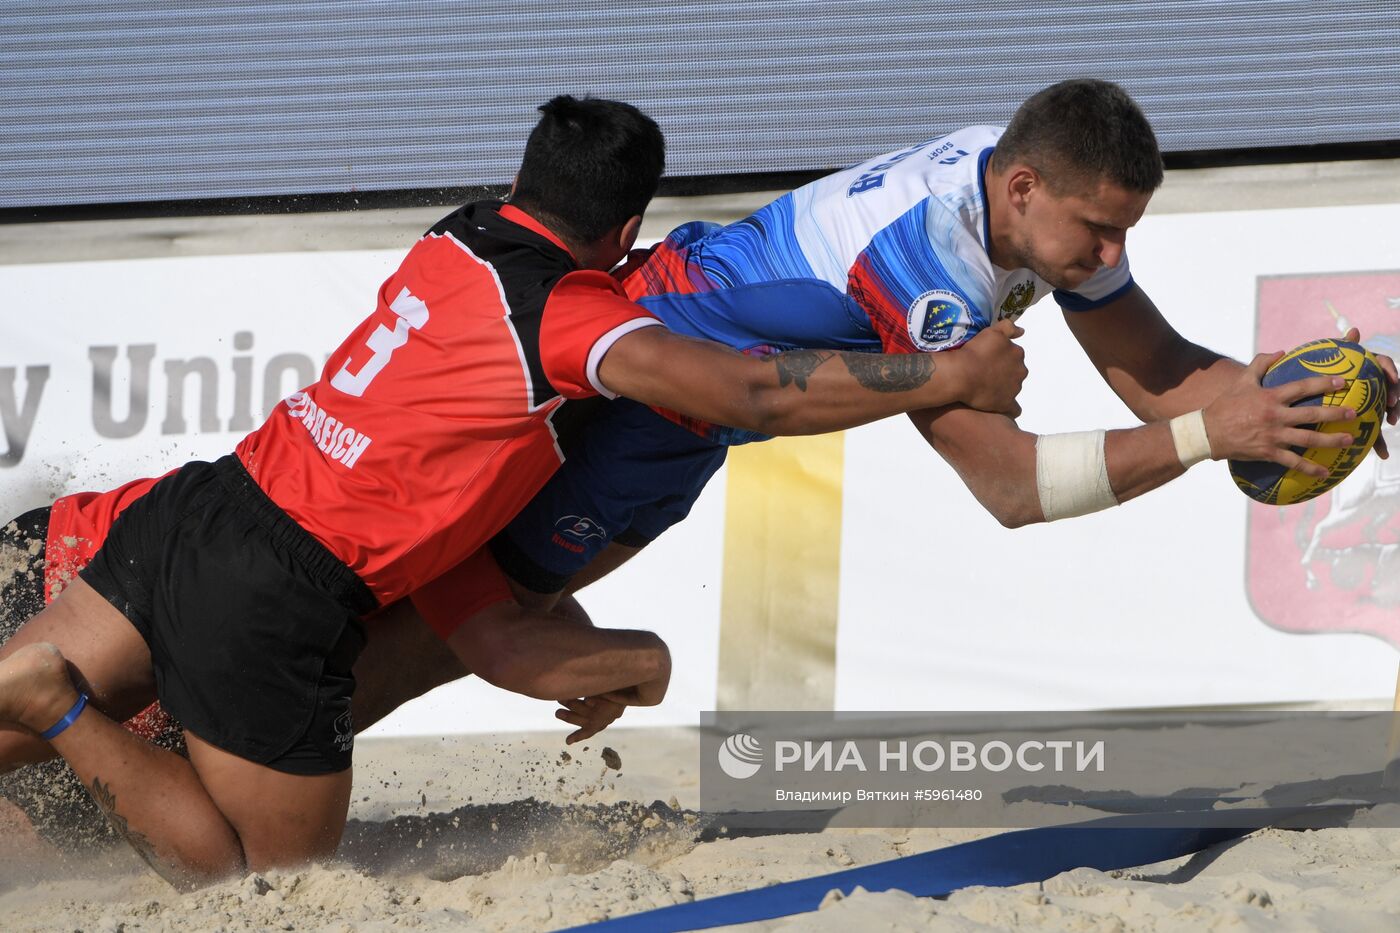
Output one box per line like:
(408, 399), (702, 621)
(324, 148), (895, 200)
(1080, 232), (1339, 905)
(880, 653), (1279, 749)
(331, 287), (430, 397)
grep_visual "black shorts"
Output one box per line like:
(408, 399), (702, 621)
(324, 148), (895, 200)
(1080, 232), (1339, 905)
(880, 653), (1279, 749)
(80, 455), (376, 775)
(3, 507), (186, 848)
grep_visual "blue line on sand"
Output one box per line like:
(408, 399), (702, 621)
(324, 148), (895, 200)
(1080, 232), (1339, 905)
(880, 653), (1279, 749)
(560, 805), (1357, 932)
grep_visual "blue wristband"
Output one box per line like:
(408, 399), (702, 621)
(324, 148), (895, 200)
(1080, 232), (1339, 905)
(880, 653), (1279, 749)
(39, 692), (88, 741)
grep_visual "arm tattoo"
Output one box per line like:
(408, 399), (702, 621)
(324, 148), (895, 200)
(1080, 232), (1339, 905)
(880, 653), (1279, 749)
(839, 352), (935, 393)
(90, 776), (197, 890)
(772, 350), (835, 391)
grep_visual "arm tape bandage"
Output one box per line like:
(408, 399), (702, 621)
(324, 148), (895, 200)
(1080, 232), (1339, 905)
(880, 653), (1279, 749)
(1168, 409), (1212, 469)
(1034, 430), (1119, 522)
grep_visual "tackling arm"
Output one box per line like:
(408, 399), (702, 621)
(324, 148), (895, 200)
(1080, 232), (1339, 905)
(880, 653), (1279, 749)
(446, 598), (670, 706)
(596, 319), (1028, 436)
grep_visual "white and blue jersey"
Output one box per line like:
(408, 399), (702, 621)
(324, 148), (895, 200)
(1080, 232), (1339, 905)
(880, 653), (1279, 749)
(495, 128), (1137, 588)
(626, 125), (1132, 371)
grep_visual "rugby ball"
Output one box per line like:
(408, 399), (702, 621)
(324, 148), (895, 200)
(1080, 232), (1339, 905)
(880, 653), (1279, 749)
(1229, 338), (1384, 505)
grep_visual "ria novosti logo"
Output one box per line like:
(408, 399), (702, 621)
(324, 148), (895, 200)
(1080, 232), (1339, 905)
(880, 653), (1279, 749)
(715, 732), (1106, 780)
(717, 733), (764, 779)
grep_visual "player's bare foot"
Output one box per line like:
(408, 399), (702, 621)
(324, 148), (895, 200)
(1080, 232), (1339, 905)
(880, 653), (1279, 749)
(0, 643), (80, 735)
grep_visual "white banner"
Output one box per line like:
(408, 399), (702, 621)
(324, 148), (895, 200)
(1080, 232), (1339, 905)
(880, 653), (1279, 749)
(3, 203), (1399, 739)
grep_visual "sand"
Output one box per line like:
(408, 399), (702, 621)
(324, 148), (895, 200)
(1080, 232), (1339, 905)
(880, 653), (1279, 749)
(3, 727), (1400, 932)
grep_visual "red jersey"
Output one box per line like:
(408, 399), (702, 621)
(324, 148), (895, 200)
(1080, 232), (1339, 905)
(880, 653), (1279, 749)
(236, 202), (659, 605)
(45, 475), (164, 602)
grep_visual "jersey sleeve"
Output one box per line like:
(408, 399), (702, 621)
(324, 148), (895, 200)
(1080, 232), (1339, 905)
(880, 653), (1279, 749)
(409, 545), (515, 640)
(540, 270), (663, 400)
(847, 201), (991, 353)
(1054, 254), (1135, 311)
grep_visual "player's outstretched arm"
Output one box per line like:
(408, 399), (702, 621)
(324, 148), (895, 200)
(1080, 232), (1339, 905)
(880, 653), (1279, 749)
(1067, 286), (1400, 457)
(597, 319), (1027, 436)
(445, 600), (670, 708)
(1062, 285), (1242, 421)
(913, 355), (1358, 527)
(1065, 286), (1400, 432)
(444, 599), (670, 745)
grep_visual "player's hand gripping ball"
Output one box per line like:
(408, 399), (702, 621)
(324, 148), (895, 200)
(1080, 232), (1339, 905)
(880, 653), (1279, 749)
(1229, 338), (1385, 505)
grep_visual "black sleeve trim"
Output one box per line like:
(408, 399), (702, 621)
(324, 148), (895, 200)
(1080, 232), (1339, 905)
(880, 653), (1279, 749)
(487, 531), (571, 595)
(611, 528), (654, 548)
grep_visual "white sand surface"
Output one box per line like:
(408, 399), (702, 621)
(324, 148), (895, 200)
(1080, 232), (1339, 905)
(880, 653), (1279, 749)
(2, 727), (1399, 932)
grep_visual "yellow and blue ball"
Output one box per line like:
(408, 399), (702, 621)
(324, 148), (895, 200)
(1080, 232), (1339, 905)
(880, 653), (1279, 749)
(1228, 338), (1385, 505)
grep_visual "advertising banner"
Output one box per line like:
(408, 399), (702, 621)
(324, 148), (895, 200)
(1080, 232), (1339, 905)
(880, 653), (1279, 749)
(1245, 272), (1400, 648)
(4, 202), (1400, 738)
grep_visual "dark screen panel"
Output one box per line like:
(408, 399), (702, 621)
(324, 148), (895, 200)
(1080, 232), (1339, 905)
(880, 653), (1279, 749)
(3, 1), (1396, 208)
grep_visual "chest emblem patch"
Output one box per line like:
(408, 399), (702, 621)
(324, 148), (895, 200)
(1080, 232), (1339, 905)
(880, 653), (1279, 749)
(999, 280), (1035, 321)
(907, 289), (974, 350)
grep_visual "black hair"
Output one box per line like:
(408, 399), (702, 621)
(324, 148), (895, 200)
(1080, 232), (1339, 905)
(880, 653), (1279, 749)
(993, 79), (1164, 194)
(510, 95), (666, 244)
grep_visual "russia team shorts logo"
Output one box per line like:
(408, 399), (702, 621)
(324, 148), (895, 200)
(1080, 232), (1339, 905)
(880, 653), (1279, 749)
(717, 733), (764, 779)
(1245, 271), (1400, 648)
(554, 514), (606, 542)
(907, 289), (974, 350)
(333, 709), (354, 753)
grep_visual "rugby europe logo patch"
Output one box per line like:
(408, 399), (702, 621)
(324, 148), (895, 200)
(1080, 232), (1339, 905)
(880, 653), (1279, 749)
(907, 289), (973, 350)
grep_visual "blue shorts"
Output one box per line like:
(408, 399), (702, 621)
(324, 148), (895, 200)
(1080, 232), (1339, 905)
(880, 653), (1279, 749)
(490, 397), (728, 593)
(489, 272), (878, 594)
